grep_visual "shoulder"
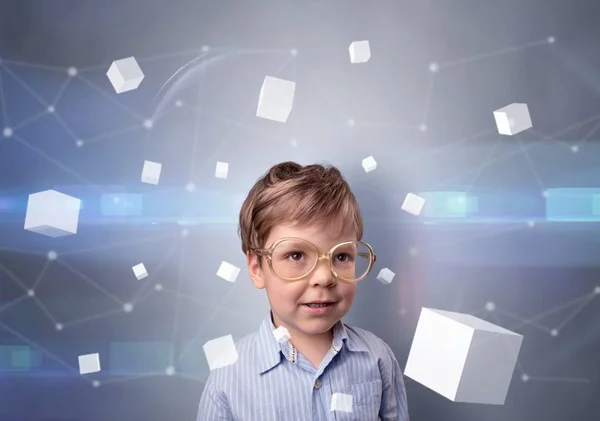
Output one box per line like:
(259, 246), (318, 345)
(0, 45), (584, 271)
(344, 323), (397, 362)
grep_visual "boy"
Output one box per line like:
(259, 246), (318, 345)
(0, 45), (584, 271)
(197, 161), (409, 420)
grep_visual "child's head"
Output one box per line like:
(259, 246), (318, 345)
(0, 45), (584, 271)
(239, 161), (375, 337)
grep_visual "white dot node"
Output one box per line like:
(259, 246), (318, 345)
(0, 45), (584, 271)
(594, 286), (600, 294)
(548, 36), (556, 44)
(347, 119), (355, 127)
(123, 303), (133, 313)
(143, 119), (153, 129)
(527, 220), (535, 228)
(399, 308), (407, 316)
(92, 380), (100, 388)
(67, 67), (78, 77)
(3, 127), (12, 137)
(409, 247), (419, 257)
(290, 48), (298, 57)
(47, 105), (55, 113)
(155, 284), (163, 291)
(428, 62), (439, 73)
(521, 374), (529, 382)
(290, 138), (298, 148)
(185, 182), (196, 192)
(165, 366), (175, 376)
(47, 250), (57, 260)
(201, 45), (210, 53)
(76, 139), (84, 147)
(27, 290), (35, 297)
(55, 323), (63, 331)
(485, 301), (495, 312)
(542, 190), (549, 198)
(550, 329), (559, 337)
(571, 145), (579, 153)
(175, 100), (183, 108)
(419, 124), (427, 132)
(181, 229), (189, 237)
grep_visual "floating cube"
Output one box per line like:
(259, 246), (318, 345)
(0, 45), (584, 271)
(493, 103), (532, 136)
(377, 268), (395, 285)
(106, 57), (145, 94)
(203, 334), (238, 370)
(24, 189), (81, 237)
(256, 76), (296, 123)
(273, 326), (291, 343)
(141, 160), (162, 185)
(132, 263), (148, 280)
(402, 193), (426, 216)
(215, 162), (229, 179)
(404, 307), (523, 405)
(78, 353), (101, 375)
(217, 261), (240, 283)
(362, 156), (377, 173)
(349, 40), (371, 64)
(331, 393), (353, 413)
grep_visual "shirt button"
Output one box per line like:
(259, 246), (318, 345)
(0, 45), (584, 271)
(314, 379), (322, 389)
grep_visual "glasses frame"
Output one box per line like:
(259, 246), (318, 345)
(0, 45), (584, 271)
(249, 237), (377, 283)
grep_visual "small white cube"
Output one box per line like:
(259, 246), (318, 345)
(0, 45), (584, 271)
(361, 156), (377, 173)
(493, 103), (532, 136)
(141, 160), (162, 185)
(203, 334), (238, 370)
(330, 393), (353, 413)
(217, 261), (240, 283)
(349, 40), (371, 64)
(78, 353), (101, 375)
(24, 189), (81, 237)
(215, 162), (229, 179)
(404, 308), (523, 405)
(132, 263), (148, 280)
(402, 193), (426, 216)
(106, 56), (145, 94)
(256, 76), (296, 123)
(273, 326), (291, 343)
(377, 268), (395, 285)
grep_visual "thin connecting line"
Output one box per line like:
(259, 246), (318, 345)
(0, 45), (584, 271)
(170, 239), (187, 365)
(75, 74), (144, 121)
(421, 72), (437, 126)
(464, 134), (503, 193)
(130, 239), (180, 303)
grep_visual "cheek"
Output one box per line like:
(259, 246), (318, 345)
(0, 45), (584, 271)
(339, 284), (357, 300)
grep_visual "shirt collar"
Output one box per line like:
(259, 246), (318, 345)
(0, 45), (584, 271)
(255, 310), (367, 374)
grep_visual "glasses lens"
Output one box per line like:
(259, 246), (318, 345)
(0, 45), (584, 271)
(331, 241), (372, 281)
(271, 239), (319, 279)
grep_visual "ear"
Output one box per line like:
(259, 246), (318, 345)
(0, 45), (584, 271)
(247, 252), (266, 289)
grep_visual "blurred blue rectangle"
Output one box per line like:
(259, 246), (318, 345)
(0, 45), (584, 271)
(0, 346), (41, 371)
(420, 191), (478, 218)
(546, 188), (600, 221)
(109, 342), (172, 375)
(101, 193), (143, 216)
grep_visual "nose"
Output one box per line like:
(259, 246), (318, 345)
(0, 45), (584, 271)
(308, 256), (336, 288)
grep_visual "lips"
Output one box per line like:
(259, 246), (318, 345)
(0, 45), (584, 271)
(303, 301), (337, 308)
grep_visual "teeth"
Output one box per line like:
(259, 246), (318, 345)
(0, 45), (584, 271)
(307, 303), (330, 308)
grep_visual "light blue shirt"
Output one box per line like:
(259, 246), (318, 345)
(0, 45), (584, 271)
(197, 311), (410, 420)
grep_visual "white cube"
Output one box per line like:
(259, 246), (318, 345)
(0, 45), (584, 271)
(256, 76), (296, 123)
(404, 308), (523, 405)
(106, 56), (145, 94)
(132, 263), (148, 280)
(330, 393), (353, 413)
(349, 40), (371, 64)
(24, 189), (81, 237)
(215, 162), (229, 179)
(493, 103), (532, 136)
(217, 261), (240, 283)
(401, 193), (426, 216)
(377, 268), (395, 285)
(203, 334), (238, 370)
(141, 160), (162, 185)
(273, 326), (291, 343)
(78, 353), (101, 375)
(362, 156), (377, 173)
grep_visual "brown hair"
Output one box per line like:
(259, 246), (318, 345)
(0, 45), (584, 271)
(238, 161), (363, 255)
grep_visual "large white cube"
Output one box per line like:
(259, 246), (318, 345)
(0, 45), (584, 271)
(106, 57), (145, 94)
(217, 261), (240, 283)
(349, 40), (371, 64)
(493, 103), (532, 136)
(256, 76), (296, 123)
(330, 393), (353, 413)
(24, 189), (81, 237)
(203, 334), (238, 370)
(404, 308), (523, 405)
(141, 160), (162, 185)
(401, 193), (426, 216)
(78, 353), (101, 375)
(377, 268), (395, 285)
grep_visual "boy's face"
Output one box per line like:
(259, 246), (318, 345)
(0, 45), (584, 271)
(247, 218), (358, 338)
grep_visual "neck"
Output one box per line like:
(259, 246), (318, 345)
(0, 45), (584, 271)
(271, 312), (334, 351)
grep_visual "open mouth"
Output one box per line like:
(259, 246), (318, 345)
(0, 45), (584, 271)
(303, 302), (335, 308)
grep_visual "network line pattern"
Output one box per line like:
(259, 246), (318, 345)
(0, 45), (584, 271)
(0, 36), (596, 402)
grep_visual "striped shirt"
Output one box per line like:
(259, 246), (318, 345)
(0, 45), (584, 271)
(197, 311), (409, 420)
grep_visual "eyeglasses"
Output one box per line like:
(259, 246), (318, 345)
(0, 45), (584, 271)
(249, 237), (376, 283)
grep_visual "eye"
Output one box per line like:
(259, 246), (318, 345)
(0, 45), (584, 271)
(335, 253), (353, 263)
(285, 251), (305, 262)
